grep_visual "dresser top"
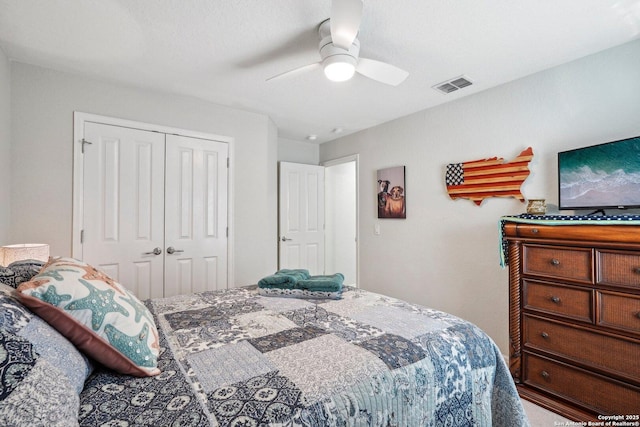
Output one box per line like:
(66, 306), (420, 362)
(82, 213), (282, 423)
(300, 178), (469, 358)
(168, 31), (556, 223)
(501, 213), (640, 225)
(500, 214), (640, 267)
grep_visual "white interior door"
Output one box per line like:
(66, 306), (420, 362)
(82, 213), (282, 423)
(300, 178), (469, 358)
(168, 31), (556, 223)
(164, 134), (228, 296)
(278, 162), (325, 275)
(82, 122), (166, 299)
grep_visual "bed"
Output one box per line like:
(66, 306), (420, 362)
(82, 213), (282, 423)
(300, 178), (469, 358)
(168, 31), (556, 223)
(1, 258), (529, 426)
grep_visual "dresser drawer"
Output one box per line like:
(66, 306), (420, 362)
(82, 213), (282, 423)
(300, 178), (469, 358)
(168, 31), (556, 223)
(524, 315), (640, 380)
(598, 291), (640, 336)
(523, 281), (593, 322)
(597, 250), (640, 290)
(524, 353), (640, 415)
(513, 224), (557, 239)
(523, 244), (593, 283)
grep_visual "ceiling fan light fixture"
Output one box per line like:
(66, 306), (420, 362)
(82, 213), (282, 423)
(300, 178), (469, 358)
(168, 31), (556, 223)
(267, 3), (408, 86)
(323, 55), (356, 82)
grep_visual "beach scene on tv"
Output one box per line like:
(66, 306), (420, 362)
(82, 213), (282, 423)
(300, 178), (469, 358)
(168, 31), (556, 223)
(559, 136), (640, 209)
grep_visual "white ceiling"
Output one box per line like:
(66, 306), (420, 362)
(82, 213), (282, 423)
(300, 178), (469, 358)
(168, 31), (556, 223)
(1, 0), (639, 144)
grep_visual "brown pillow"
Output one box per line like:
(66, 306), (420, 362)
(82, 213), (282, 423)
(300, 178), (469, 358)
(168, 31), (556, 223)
(18, 257), (160, 377)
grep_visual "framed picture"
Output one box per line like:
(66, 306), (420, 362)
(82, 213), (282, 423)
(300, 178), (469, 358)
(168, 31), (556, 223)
(377, 166), (406, 218)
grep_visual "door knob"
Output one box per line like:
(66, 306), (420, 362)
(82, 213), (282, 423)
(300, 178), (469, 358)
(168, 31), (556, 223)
(281, 237), (293, 242)
(143, 247), (162, 255)
(166, 246), (184, 255)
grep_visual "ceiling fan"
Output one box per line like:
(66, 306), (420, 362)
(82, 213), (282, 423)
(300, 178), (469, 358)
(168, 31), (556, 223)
(267, 0), (409, 86)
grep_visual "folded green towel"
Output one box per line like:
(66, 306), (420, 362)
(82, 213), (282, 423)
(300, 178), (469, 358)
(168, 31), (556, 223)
(258, 269), (310, 289)
(297, 273), (344, 292)
(258, 270), (343, 293)
(278, 269), (310, 280)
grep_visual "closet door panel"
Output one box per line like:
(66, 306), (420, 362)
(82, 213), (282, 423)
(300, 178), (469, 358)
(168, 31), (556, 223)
(164, 134), (228, 296)
(82, 122), (165, 299)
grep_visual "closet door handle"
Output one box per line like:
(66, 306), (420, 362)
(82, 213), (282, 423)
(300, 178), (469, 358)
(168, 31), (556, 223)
(143, 247), (162, 255)
(166, 247), (184, 255)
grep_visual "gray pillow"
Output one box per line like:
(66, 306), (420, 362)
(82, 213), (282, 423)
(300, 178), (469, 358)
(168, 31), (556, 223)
(0, 259), (44, 288)
(0, 283), (89, 424)
(0, 328), (80, 426)
(0, 284), (93, 395)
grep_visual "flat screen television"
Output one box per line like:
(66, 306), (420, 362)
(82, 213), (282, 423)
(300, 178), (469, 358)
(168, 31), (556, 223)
(558, 135), (640, 211)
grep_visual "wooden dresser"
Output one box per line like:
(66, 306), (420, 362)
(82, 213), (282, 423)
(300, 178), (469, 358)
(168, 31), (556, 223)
(503, 219), (640, 420)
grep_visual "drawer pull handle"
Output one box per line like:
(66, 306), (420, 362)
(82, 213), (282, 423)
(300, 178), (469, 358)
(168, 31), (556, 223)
(550, 296), (561, 304)
(541, 332), (549, 339)
(550, 258), (560, 266)
(541, 371), (550, 380)
(633, 267), (640, 275)
(635, 312), (640, 319)
(531, 228), (539, 234)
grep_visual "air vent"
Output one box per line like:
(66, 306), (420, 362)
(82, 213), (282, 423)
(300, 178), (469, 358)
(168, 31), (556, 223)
(433, 76), (473, 94)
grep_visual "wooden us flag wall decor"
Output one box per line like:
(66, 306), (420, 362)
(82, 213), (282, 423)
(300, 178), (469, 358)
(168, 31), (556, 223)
(445, 147), (534, 206)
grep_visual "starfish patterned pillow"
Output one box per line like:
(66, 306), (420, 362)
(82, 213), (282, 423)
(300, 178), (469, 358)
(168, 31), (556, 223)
(17, 257), (160, 377)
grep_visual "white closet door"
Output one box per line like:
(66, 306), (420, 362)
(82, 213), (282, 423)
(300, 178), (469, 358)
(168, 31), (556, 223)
(278, 162), (325, 275)
(82, 122), (166, 299)
(164, 134), (228, 296)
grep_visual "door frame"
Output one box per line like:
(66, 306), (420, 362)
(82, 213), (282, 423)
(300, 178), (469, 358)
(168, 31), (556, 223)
(72, 112), (235, 286)
(322, 154), (359, 287)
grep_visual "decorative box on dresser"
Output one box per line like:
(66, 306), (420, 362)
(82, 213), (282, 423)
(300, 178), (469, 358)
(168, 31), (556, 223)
(502, 217), (640, 421)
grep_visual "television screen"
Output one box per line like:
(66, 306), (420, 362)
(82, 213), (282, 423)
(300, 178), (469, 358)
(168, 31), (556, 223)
(558, 136), (640, 211)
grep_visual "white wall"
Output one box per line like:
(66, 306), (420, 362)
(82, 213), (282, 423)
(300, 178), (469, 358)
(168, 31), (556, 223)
(10, 62), (277, 286)
(0, 48), (9, 245)
(278, 137), (319, 165)
(320, 39), (640, 354)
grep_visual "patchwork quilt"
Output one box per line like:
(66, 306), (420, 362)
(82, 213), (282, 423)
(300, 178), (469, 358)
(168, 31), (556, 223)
(79, 286), (529, 426)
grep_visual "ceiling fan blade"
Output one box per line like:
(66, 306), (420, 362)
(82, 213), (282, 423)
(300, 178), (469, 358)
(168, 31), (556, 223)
(237, 28), (318, 69)
(356, 58), (409, 86)
(330, 0), (363, 50)
(266, 62), (321, 82)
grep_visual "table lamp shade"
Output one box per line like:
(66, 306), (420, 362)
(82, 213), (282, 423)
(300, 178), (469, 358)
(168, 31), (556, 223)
(0, 243), (50, 266)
